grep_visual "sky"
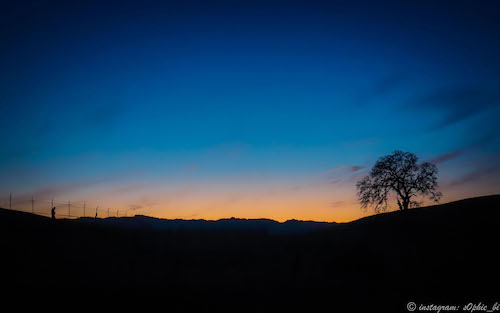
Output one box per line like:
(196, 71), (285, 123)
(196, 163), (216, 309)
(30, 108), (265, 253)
(1, 0), (499, 222)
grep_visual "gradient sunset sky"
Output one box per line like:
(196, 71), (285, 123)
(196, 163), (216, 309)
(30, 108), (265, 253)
(1, 0), (499, 222)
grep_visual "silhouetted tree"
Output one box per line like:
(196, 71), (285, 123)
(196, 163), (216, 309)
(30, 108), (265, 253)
(356, 150), (441, 212)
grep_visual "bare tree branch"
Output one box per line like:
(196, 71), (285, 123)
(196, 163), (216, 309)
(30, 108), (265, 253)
(356, 151), (442, 212)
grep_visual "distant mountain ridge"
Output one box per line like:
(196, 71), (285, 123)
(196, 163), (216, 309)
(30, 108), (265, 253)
(78, 215), (336, 234)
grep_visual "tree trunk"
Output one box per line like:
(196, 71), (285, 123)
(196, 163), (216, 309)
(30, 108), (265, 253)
(402, 197), (410, 210)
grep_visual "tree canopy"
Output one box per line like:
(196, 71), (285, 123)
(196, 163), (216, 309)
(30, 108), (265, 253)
(356, 150), (442, 212)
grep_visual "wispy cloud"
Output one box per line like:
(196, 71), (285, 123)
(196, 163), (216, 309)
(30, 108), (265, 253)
(327, 165), (365, 174)
(327, 165), (367, 186)
(349, 166), (365, 172)
(128, 197), (158, 214)
(356, 72), (408, 106)
(329, 200), (345, 208)
(106, 183), (150, 196)
(428, 134), (497, 165)
(428, 149), (465, 165)
(28, 177), (112, 200)
(327, 166), (345, 173)
(447, 166), (499, 187)
(407, 86), (500, 129)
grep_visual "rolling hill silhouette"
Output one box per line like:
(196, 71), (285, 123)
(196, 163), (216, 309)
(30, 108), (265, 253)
(1, 195), (499, 310)
(80, 215), (335, 234)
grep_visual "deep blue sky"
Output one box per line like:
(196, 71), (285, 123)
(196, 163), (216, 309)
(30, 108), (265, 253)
(1, 0), (499, 221)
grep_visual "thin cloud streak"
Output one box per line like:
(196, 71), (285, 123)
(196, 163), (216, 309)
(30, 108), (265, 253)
(327, 166), (345, 173)
(327, 165), (364, 174)
(428, 134), (497, 165)
(448, 170), (490, 187)
(407, 86), (500, 130)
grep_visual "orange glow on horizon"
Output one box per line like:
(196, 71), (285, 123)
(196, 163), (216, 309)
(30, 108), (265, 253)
(7, 173), (498, 223)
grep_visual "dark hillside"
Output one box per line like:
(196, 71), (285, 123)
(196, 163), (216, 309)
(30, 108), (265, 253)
(1, 195), (499, 310)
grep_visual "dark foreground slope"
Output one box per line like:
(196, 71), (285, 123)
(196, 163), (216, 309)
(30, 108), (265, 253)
(1, 195), (499, 310)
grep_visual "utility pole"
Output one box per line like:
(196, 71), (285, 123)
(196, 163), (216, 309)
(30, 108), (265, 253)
(68, 200), (71, 217)
(31, 196), (34, 214)
(83, 202), (86, 217)
(107, 208), (110, 217)
(9, 193), (12, 210)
